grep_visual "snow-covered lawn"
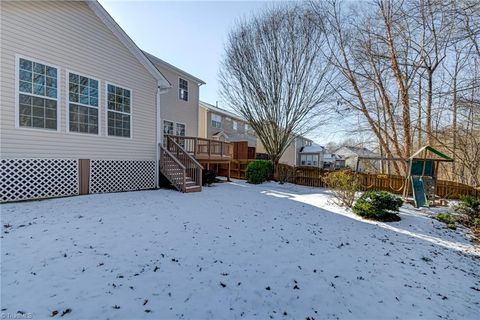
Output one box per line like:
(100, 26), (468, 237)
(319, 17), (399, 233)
(1, 181), (479, 319)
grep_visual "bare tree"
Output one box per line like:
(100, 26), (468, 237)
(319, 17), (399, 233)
(219, 5), (335, 175)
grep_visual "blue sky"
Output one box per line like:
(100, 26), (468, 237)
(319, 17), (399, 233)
(98, 0), (351, 144)
(99, 0), (274, 106)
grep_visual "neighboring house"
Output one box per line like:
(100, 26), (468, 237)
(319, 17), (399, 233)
(257, 135), (312, 166)
(198, 101), (256, 147)
(322, 153), (345, 170)
(298, 144), (345, 170)
(335, 146), (380, 172)
(0, 0), (209, 202)
(144, 52), (205, 138)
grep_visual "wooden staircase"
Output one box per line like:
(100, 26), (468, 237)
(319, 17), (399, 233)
(159, 136), (203, 193)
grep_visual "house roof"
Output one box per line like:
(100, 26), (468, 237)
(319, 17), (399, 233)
(324, 153), (343, 160)
(86, 1), (170, 89)
(337, 146), (377, 156)
(409, 145), (453, 161)
(199, 101), (246, 122)
(299, 144), (324, 153)
(212, 131), (229, 139)
(143, 51), (206, 85)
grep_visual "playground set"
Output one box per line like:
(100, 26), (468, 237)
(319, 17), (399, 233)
(356, 145), (454, 208)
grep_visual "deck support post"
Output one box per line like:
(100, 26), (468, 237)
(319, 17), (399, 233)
(227, 161), (231, 182)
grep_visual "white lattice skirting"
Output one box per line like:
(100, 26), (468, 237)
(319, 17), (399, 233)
(90, 160), (156, 194)
(1, 158), (79, 202)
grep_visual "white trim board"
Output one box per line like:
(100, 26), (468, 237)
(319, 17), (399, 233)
(86, 0), (170, 89)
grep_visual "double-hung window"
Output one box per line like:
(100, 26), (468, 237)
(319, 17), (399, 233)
(179, 78), (188, 101)
(68, 72), (98, 134)
(107, 83), (131, 138)
(233, 121), (238, 130)
(211, 114), (222, 128)
(175, 123), (185, 136)
(18, 57), (58, 130)
(163, 120), (174, 136)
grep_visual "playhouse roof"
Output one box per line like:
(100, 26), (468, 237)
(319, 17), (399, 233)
(409, 146), (453, 162)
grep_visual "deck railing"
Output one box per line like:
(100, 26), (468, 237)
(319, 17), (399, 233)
(165, 135), (232, 161)
(165, 136), (203, 188)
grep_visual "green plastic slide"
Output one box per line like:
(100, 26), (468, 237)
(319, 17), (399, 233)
(411, 176), (428, 208)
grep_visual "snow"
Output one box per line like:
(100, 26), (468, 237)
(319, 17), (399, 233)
(1, 181), (479, 319)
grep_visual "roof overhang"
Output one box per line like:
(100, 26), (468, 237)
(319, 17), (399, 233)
(87, 1), (171, 89)
(144, 51), (206, 86)
(212, 131), (229, 139)
(199, 101), (245, 122)
(409, 145), (454, 162)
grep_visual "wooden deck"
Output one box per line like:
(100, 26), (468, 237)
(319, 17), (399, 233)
(166, 135), (232, 162)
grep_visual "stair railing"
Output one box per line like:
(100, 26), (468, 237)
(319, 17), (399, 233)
(159, 144), (186, 192)
(166, 136), (203, 188)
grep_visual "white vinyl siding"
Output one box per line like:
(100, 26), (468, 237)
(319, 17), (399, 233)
(17, 56), (58, 131)
(106, 83), (131, 138)
(68, 72), (99, 134)
(2, 1), (158, 160)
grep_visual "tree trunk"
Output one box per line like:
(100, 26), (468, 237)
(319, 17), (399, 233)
(426, 68), (433, 145)
(417, 79), (423, 148)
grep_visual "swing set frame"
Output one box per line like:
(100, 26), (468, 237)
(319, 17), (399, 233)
(355, 146), (454, 207)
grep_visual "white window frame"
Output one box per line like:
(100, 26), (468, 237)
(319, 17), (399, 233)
(175, 122), (186, 136)
(244, 123), (249, 131)
(211, 114), (222, 128)
(163, 119), (174, 136)
(15, 54), (61, 133)
(233, 120), (238, 130)
(300, 154), (319, 167)
(179, 77), (188, 102)
(66, 69), (100, 136)
(105, 82), (133, 139)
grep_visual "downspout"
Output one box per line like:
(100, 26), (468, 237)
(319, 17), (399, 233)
(155, 85), (161, 188)
(155, 85), (171, 188)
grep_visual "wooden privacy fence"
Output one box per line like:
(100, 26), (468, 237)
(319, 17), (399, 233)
(229, 160), (251, 179)
(277, 164), (478, 199)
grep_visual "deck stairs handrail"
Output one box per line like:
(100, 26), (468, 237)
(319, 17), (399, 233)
(160, 136), (203, 192)
(159, 144), (188, 192)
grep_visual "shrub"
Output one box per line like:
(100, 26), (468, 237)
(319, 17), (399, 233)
(202, 169), (217, 186)
(324, 170), (360, 207)
(472, 218), (480, 228)
(436, 213), (457, 230)
(245, 160), (273, 184)
(456, 196), (480, 242)
(457, 195), (480, 221)
(353, 190), (403, 221)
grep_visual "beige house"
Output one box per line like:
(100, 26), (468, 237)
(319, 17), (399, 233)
(198, 101), (256, 147)
(145, 53), (205, 138)
(0, 0), (208, 201)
